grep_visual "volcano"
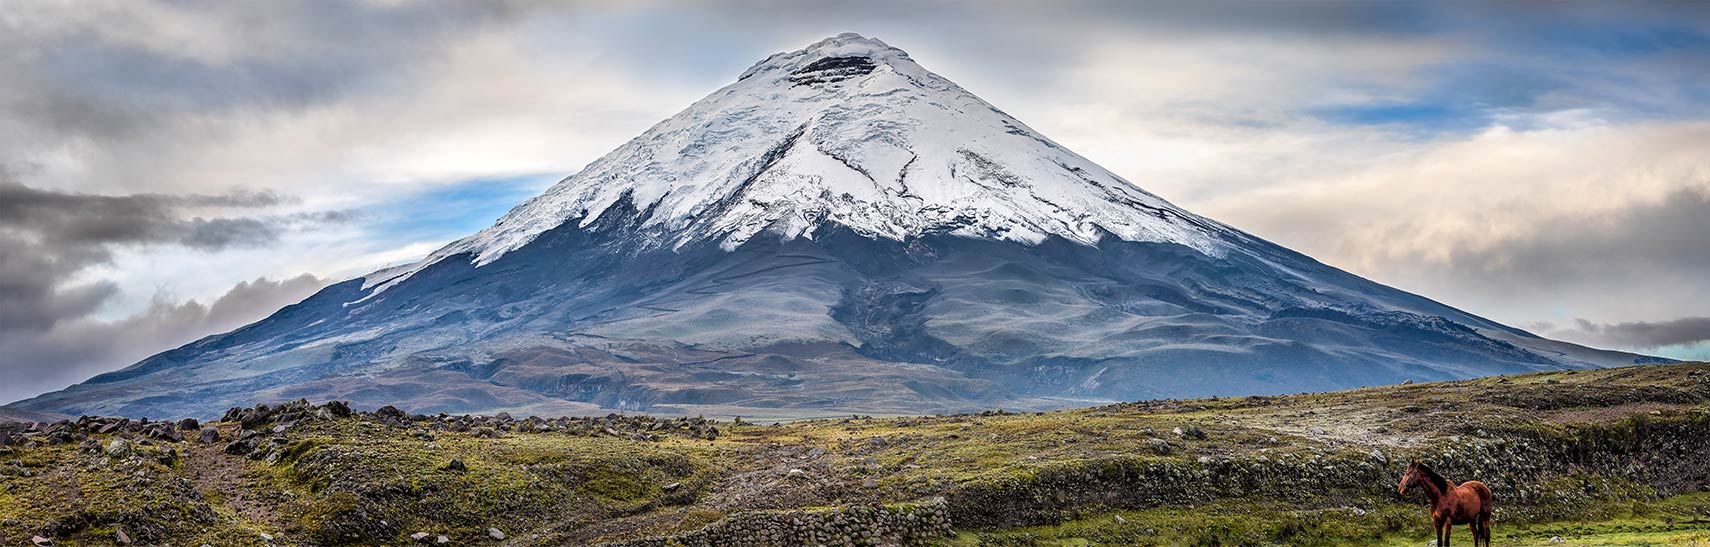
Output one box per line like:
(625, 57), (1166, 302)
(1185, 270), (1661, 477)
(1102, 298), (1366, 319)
(9, 34), (1658, 420)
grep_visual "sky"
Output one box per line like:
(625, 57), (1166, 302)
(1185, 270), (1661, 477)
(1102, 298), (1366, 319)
(2, 1), (1708, 403)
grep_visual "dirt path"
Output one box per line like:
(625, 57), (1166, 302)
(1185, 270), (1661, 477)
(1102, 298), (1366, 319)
(180, 427), (288, 532)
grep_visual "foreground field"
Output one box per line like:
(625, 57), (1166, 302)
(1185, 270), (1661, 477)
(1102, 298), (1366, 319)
(2, 363), (1707, 546)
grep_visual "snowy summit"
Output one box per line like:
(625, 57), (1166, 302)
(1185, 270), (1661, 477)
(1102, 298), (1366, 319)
(379, 33), (1229, 290)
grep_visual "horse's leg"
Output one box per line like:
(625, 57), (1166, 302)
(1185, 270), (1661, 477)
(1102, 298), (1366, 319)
(1442, 519), (1452, 547)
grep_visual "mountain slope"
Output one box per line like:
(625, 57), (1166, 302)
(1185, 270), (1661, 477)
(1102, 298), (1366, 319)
(8, 34), (1659, 420)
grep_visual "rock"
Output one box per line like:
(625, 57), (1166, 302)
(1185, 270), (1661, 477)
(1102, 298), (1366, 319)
(445, 459), (468, 472)
(376, 405), (408, 420)
(199, 427), (221, 444)
(1369, 449), (1387, 464)
(115, 528), (132, 544)
(105, 438), (132, 458)
(224, 439), (257, 456)
(1550, 537), (1565, 544)
(488, 528), (505, 540)
(1114, 514), (1127, 524)
(437, 536), (451, 544)
(1401, 379), (1414, 385)
(662, 482), (681, 491)
(411, 532), (430, 542)
(787, 468), (807, 478)
(260, 532), (274, 542)
(1309, 426), (1327, 435)
(177, 418), (200, 431)
(1174, 424), (1207, 440)
(77, 438), (101, 454)
(31, 536), (53, 546)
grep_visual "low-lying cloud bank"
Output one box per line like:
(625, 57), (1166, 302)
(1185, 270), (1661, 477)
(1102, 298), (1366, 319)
(1533, 317), (1710, 356)
(0, 177), (337, 403)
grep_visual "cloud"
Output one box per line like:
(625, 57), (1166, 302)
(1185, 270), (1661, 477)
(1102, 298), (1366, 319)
(1534, 317), (1710, 351)
(0, 178), (285, 248)
(1175, 120), (1710, 327)
(0, 173), (348, 402)
(0, 274), (326, 404)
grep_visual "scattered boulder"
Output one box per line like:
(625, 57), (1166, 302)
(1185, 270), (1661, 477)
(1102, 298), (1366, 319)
(105, 438), (132, 458)
(376, 405), (409, 421)
(224, 439), (257, 456)
(1174, 424), (1207, 440)
(445, 459), (468, 472)
(324, 400), (353, 418)
(488, 527), (505, 540)
(198, 427), (221, 444)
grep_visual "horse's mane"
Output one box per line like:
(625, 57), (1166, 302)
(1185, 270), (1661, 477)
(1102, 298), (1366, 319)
(1416, 463), (1450, 493)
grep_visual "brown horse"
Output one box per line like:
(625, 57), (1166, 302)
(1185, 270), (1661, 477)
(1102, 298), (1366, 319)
(1399, 461), (1493, 547)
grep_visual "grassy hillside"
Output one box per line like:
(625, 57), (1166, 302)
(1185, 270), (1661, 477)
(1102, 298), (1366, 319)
(2, 363), (1707, 546)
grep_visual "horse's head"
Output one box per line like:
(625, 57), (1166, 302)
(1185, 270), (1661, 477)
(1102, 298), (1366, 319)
(1398, 461), (1420, 494)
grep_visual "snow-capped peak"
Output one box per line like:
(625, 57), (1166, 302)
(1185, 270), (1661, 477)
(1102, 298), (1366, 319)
(366, 33), (1229, 291)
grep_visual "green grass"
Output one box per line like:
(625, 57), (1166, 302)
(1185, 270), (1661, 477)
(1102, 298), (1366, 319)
(2, 363), (1706, 546)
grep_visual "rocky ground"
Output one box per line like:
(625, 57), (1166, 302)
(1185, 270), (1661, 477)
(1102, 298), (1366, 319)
(2, 363), (1708, 546)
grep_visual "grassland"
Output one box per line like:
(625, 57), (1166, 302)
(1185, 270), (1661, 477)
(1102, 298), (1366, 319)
(2, 363), (1707, 546)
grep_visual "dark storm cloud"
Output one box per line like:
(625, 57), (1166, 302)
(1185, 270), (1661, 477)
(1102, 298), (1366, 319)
(3, 1), (537, 142)
(0, 171), (340, 402)
(0, 274), (326, 404)
(0, 178), (286, 249)
(1541, 317), (1710, 350)
(1434, 188), (1710, 288)
(0, 174), (349, 336)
